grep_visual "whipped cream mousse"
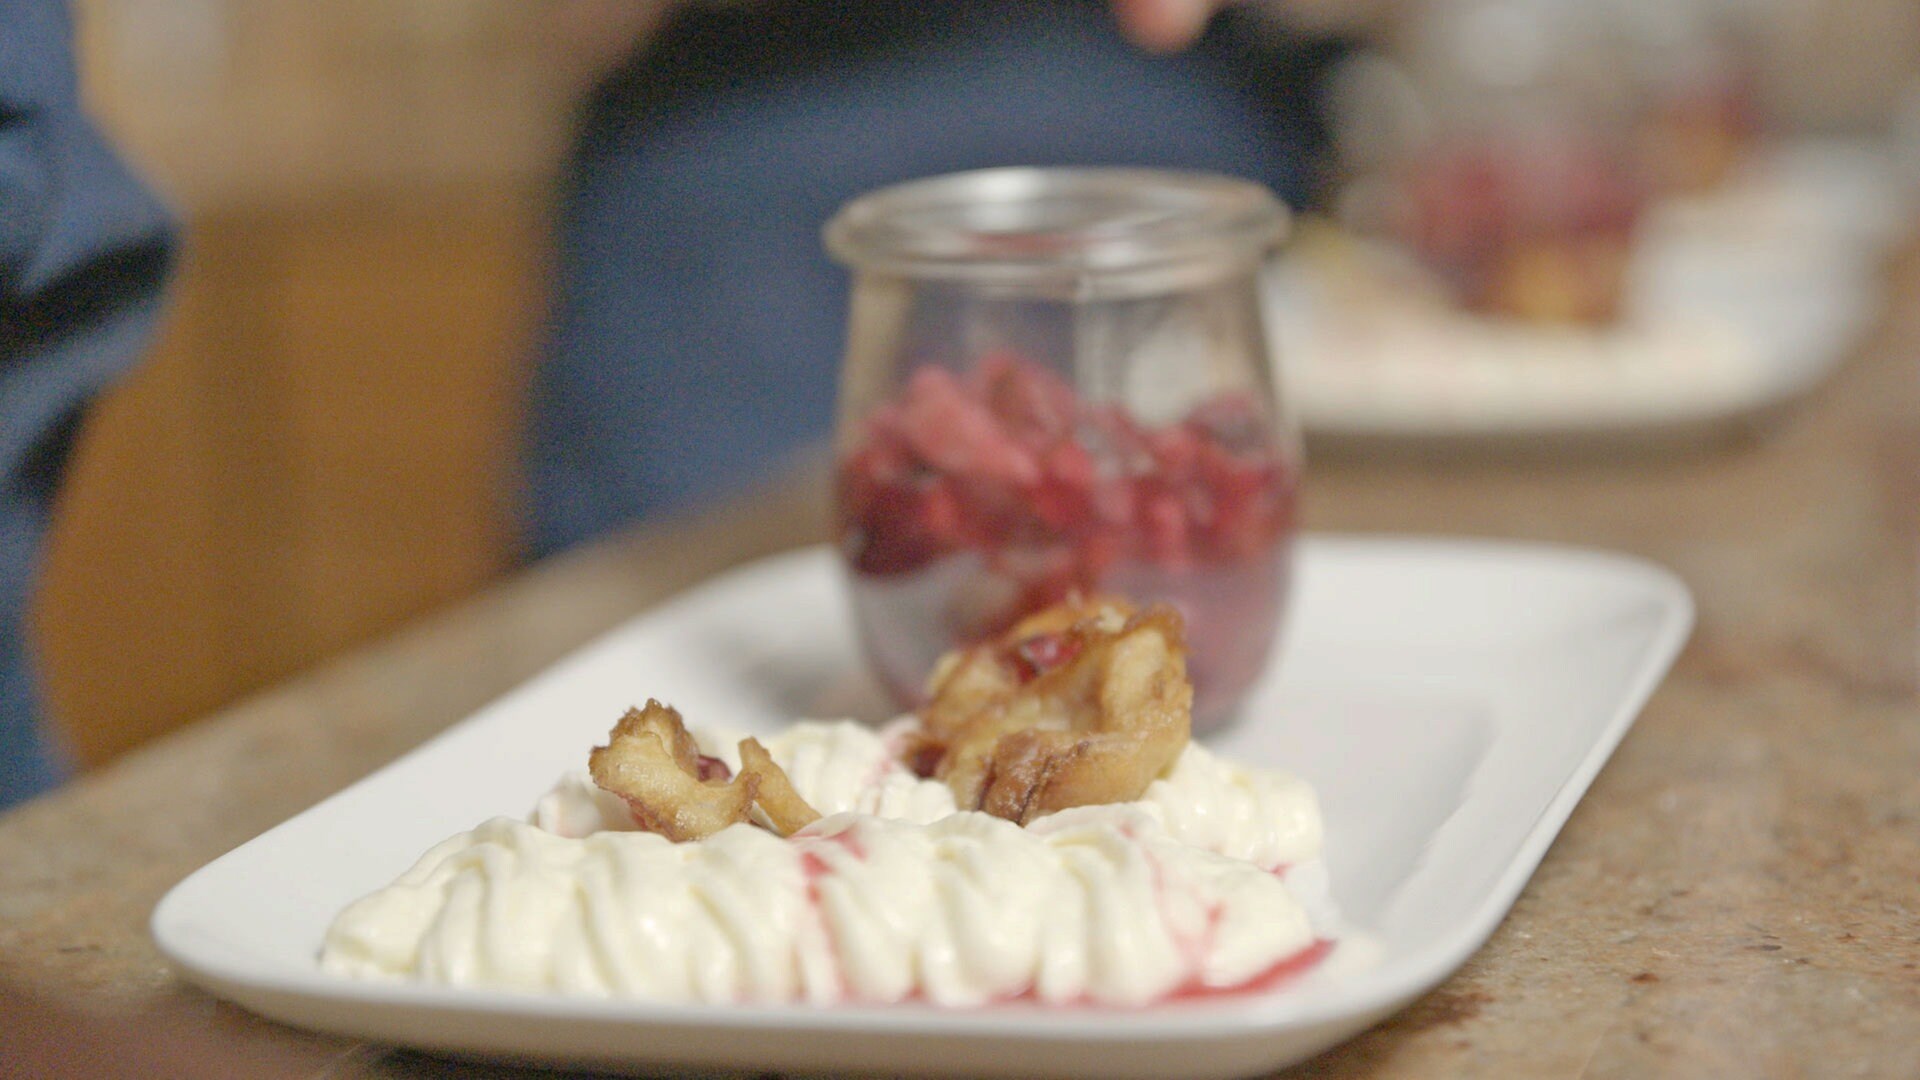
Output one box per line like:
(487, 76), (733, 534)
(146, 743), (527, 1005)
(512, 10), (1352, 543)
(320, 720), (1328, 1007)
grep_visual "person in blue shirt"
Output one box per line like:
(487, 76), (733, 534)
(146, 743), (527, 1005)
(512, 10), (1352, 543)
(0, 0), (175, 807)
(527, 0), (1344, 556)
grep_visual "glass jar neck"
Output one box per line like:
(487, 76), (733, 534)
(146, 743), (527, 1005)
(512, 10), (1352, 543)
(826, 167), (1290, 300)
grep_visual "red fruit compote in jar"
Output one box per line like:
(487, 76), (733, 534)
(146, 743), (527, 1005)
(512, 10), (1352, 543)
(837, 350), (1298, 730)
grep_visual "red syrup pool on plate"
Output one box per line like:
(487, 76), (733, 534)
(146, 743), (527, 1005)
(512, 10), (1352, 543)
(836, 351), (1298, 729)
(880, 939), (1334, 1009)
(1160, 938), (1334, 1003)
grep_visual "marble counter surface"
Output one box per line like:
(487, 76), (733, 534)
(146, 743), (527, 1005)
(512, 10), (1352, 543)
(2, 260), (1915, 1078)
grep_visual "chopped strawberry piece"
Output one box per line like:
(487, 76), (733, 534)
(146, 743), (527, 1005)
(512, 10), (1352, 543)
(921, 478), (964, 542)
(1080, 406), (1153, 473)
(977, 350), (1077, 449)
(1031, 441), (1096, 531)
(835, 350), (1300, 720)
(1185, 393), (1269, 454)
(1148, 425), (1203, 480)
(1139, 486), (1193, 570)
(899, 367), (1041, 487)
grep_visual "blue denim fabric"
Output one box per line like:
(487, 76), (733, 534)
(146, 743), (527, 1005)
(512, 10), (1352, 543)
(0, 493), (60, 802)
(528, 1), (1325, 557)
(1, 0), (174, 807)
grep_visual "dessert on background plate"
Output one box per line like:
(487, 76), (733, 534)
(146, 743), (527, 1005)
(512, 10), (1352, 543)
(1277, 136), (1902, 443)
(320, 598), (1339, 1008)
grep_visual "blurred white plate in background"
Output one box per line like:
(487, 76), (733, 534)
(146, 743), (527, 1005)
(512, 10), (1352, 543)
(1273, 140), (1908, 446)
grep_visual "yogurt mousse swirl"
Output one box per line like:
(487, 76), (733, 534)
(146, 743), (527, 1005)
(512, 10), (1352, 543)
(321, 805), (1314, 1006)
(538, 721), (1322, 868)
(320, 720), (1327, 1006)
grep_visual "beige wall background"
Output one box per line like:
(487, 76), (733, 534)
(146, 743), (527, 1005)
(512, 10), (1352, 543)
(30, 0), (1919, 769)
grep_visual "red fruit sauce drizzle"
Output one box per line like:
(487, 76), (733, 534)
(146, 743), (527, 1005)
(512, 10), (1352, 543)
(1136, 835), (1329, 1005)
(1007, 630), (1082, 682)
(860, 751), (903, 793)
(988, 939), (1334, 1008)
(796, 830), (871, 1003)
(784, 823), (1330, 1008)
(1162, 938), (1335, 1002)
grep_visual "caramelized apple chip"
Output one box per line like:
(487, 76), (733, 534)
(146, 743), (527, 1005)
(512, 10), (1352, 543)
(908, 597), (1193, 824)
(589, 700), (820, 841)
(738, 737), (820, 835)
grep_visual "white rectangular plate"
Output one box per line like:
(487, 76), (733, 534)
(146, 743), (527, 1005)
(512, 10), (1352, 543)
(1276, 140), (1902, 447)
(153, 536), (1691, 1079)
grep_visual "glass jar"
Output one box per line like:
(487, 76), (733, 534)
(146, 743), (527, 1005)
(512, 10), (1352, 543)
(824, 167), (1297, 733)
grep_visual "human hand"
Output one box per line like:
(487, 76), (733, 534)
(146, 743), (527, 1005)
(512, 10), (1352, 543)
(1108, 0), (1236, 52)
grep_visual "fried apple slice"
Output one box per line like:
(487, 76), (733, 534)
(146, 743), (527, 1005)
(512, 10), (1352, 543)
(588, 701), (825, 841)
(589, 701), (758, 841)
(912, 598), (1193, 824)
(738, 737), (821, 835)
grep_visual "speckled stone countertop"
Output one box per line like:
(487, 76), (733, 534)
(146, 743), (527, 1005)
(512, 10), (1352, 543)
(2, 261), (1915, 1078)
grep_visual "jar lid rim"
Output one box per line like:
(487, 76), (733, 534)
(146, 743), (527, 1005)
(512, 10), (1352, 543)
(824, 167), (1291, 282)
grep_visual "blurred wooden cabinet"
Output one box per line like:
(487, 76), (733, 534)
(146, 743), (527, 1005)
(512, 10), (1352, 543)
(32, 1), (605, 765)
(35, 190), (539, 765)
